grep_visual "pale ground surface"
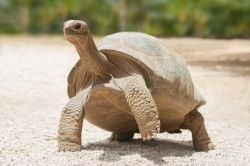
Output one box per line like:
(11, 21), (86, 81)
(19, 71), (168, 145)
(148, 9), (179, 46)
(0, 36), (250, 166)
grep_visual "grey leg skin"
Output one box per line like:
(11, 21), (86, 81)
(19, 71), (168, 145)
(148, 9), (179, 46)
(182, 109), (215, 152)
(57, 91), (88, 152)
(109, 132), (134, 142)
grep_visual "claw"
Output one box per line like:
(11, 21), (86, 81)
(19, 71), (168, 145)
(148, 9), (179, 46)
(146, 134), (152, 140)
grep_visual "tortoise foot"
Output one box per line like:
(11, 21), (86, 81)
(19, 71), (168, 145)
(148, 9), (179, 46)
(109, 132), (134, 142)
(58, 141), (83, 152)
(194, 142), (215, 152)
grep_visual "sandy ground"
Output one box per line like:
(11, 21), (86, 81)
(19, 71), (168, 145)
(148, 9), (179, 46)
(0, 36), (250, 166)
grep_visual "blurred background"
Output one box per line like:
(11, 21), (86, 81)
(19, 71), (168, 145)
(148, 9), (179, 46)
(0, 0), (250, 38)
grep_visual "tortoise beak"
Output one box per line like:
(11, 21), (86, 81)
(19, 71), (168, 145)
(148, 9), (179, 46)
(64, 22), (73, 35)
(63, 24), (69, 33)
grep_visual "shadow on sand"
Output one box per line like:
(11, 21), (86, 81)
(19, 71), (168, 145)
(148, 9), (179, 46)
(84, 138), (194, 165)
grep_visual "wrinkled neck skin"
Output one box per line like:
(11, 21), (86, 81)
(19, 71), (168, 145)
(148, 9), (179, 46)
(74, 34), (111, 81)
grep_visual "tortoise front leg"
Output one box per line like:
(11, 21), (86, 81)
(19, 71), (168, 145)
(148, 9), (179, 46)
(182, 109), (215, 151)
(57, 90), (88, 152)
(117, 76), (160, 140)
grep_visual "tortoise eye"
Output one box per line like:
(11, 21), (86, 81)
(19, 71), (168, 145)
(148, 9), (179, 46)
(74, 23), (81, 30)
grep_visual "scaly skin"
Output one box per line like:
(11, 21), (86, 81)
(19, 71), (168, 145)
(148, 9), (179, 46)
(182, 110), (215, 152)
(124, 77), (160, 140)
(57, 90), (88, 152)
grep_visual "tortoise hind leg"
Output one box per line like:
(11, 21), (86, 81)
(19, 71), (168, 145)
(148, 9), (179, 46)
(109, 132), (134, 142)
(182, 109), (215, 152)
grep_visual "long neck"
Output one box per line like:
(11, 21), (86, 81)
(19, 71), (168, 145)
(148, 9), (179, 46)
(75, 34), (111, 80)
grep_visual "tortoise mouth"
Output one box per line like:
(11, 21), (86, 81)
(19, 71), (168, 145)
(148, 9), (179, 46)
(64, 29), (83, 36)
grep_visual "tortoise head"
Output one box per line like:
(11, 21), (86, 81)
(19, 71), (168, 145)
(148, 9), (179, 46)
(63, 20), (89, 45)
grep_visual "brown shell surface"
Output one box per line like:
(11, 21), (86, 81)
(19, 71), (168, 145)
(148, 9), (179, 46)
(97, 32), (205, 107)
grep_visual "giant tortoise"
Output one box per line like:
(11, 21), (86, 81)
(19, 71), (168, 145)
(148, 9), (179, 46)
(57, 20), (215, 152)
